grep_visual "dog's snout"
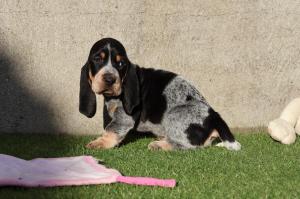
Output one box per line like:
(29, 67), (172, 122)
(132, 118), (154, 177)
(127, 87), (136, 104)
(103, 73), (116, 86)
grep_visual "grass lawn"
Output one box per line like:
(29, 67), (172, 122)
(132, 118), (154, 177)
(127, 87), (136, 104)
(0, 132), (299, 199)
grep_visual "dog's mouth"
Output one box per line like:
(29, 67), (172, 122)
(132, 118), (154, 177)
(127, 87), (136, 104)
(93, 83), (122, 97)
(103, 90), (114, 95)
(96, 89), (115, 96)
(95, 89), (108, 94)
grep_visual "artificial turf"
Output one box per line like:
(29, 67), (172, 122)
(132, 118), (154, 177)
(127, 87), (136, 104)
(0, 132), (299, 199)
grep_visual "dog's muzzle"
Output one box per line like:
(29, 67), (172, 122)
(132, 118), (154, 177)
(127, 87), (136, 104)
(103, 73), (116, 87)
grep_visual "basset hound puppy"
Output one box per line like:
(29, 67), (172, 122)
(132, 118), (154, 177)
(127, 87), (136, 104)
(79, 38), (241, 151)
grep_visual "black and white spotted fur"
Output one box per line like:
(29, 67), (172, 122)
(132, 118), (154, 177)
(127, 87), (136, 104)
(80, 38), (241, 151)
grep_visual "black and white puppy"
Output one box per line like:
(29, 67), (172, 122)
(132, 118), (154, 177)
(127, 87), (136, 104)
(79, 38), (241, 151)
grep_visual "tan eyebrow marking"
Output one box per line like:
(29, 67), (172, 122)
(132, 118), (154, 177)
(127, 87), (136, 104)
(100, 52), (105, 59)
(116, 55), (122, 62)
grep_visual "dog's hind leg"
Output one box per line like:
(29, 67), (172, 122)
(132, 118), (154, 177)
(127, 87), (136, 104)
(210, 111), (241, 151)
(148, 138), (174, 151)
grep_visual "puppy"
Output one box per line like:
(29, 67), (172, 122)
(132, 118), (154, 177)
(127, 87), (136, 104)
(79, 38), (241, 151)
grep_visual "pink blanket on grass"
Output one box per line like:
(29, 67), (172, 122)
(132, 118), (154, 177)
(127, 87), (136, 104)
(0, 154), (176, 188)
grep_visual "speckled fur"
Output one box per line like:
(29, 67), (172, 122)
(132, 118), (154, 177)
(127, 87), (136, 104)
(80, 38), (240, 151)
(137, 76), (210, 149)
(109, 75), (240, 150)
(104, 99), (135, 140)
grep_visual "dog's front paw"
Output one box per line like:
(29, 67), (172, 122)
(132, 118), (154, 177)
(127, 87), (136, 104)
(86, 132), (120, 149)
(86, 137), (106, 149)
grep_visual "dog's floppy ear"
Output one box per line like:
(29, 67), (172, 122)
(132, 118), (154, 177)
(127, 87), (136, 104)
(122, 64), (140, 115)
(79, 62), (97, 118)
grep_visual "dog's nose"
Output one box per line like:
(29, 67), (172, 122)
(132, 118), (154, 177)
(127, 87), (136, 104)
(103, 73), (116, 86)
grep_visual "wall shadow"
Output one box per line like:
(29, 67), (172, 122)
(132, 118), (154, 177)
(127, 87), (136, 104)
(0, 38), (78, 175)
(0, 49), (59, 134)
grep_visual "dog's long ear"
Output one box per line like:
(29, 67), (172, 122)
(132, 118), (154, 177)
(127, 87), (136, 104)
(79, 62), (97, 118)
(122, 64), (140, 115)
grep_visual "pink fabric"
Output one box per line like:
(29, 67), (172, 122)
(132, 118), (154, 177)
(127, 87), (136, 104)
(0, 154), (120, 187)
(0, 154), (176, 188)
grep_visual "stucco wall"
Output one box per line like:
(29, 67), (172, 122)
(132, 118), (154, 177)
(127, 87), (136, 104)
(0, 0), (300, 134)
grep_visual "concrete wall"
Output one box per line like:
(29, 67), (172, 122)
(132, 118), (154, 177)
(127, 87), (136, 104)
(0, 0), (300, 134)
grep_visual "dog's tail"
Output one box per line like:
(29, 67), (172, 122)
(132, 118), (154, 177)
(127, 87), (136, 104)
(210, 110), (241, 151)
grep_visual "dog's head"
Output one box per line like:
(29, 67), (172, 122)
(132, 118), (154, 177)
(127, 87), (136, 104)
(79, 38), (140, 118)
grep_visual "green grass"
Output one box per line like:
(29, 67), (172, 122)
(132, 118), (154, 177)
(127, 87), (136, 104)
(0, 133), (299, 199)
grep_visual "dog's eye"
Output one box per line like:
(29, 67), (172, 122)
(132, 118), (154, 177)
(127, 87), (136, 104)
(93, 56), (102, 62)
(117, 60), (124, 68)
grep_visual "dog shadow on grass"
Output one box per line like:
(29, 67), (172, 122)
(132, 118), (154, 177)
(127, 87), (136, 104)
(120, 130), (155, 146)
